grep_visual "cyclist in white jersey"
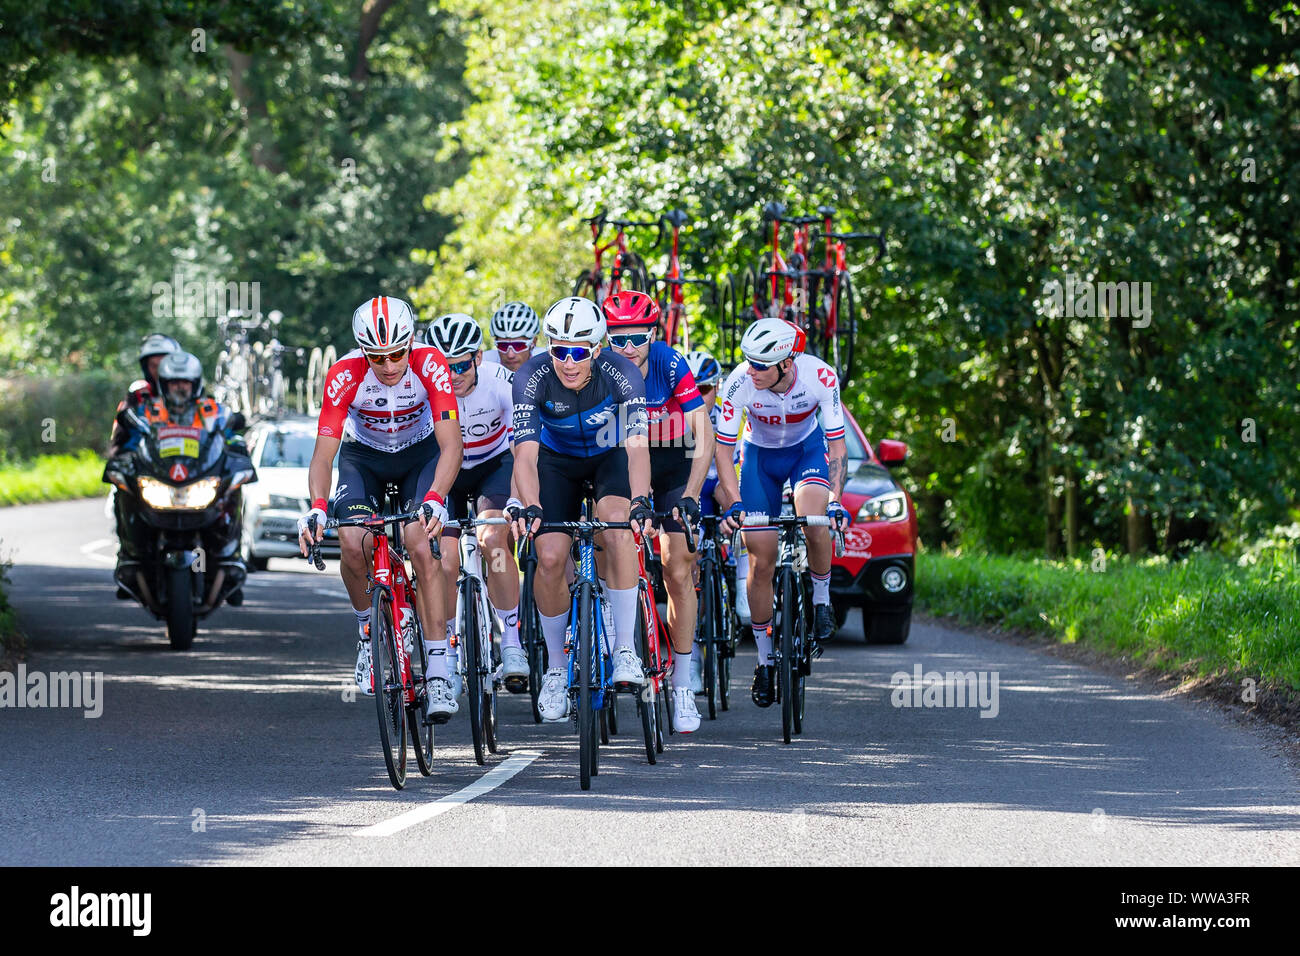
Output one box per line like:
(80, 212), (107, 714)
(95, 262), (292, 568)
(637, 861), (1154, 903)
(712, 319), (851, 708)
(423, 314), (530, 693)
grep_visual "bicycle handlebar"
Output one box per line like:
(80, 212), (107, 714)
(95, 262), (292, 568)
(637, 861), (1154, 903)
(738, 513), (846, 557)
(322, 509), (443, 560)
(832, 231), (887, 263)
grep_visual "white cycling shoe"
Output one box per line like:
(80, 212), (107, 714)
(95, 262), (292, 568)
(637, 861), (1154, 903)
(538, 667), (569, 722)
(611, 646), (645, 686)
(355, 630), (374, 697)
(501, 645), (529, 693)
(672, 687), (701, 733)
(425, 676), (459, 724)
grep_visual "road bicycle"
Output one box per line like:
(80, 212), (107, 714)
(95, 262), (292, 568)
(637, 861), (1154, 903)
(694, 514), (740, 720)
(740, 512), (844, 744)
(444, 511), (506, 767)
(626, 511), (688, 760)
(306, 505), (441, 789)
(573, 210), (658, 305)
(801, 205), (885, 386)
(305, 343), (338, 415)
(648, 208), (717, 352)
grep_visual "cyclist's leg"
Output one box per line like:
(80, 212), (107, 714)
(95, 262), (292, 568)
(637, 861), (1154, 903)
(650, 446), (698, 691)
(591, 447), (639, 660)
(534, 447), (586, 685)
(332, 452), (380, 617)
(474, 451), (521, 650)
(738, 441), (788, 664)
(791, 430), (834, 641)
(401, 443), (451, 677)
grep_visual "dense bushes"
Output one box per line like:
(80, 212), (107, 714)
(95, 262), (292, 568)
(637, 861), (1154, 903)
(0, 372), (120, 464)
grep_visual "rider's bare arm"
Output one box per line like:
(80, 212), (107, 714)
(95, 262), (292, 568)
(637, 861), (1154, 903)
(426, 417), (464, 502)
(826, 437), (849, 501)
(682, 404), (714, 500)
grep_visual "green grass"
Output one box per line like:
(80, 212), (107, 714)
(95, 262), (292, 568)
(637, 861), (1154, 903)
(0, 450), (105, 506)
(917, 549), (1300, 691)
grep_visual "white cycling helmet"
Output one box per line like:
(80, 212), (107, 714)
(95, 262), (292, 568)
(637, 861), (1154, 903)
(684, 349), (722, 388)
(425, 313), (483, 358)
(351, 296), (416, 353)
(138, 333), (181, 381)
(740, 318), (806, 366)
(543, 296), (605, 346)
(491, 302), (540, 340)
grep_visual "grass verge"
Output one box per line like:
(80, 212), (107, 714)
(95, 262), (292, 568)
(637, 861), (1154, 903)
(0, 450), (105, 507)
(916, 548), (1300, 714)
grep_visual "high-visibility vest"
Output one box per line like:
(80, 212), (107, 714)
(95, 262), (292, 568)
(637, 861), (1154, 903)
(144, 397), (221, 433)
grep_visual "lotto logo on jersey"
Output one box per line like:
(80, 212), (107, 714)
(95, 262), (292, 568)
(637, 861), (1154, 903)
(817, 368), (837, 389)
(421, 354), (452, 393)
(327, 369), (354, 404)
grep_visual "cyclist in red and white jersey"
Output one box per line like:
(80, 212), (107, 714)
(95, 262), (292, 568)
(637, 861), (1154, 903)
(423, 313), (530, 696)
(713, 318), (851, 708)
(296, 295), (464, 722)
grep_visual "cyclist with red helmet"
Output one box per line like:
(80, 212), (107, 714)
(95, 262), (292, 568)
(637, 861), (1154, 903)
(296, 296), (465, 723)
(602, 290), (714, 734)
(713, 318), (851, 709)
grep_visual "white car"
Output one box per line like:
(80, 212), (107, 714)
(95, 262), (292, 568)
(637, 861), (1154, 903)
(241, 417), (339, 570)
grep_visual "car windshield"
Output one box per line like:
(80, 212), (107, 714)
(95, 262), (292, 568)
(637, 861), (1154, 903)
(259, 432), (318, 468)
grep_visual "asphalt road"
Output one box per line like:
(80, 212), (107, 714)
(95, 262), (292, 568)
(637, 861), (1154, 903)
(1, 498), (1297, 866)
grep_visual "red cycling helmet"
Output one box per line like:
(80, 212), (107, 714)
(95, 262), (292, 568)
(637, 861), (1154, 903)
(601, 290), (660, 329)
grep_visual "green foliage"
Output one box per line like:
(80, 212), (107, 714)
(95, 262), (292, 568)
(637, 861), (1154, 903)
(0, 450), (105, 505)
(421, 0), (1300, 556)
(0, 372), (120, 463)
(918, 549), (1300, 690)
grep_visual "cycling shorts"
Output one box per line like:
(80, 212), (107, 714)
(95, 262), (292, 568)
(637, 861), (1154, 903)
(738, 426), (830, 525)
(535, 445), (632, 534)
(332, 433), (441, 521)
(650, 444), (692, 533)
(443, 450), (514, 537)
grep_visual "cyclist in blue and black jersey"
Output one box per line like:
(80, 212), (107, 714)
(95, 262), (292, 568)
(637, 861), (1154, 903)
(509, 297), (655, 722)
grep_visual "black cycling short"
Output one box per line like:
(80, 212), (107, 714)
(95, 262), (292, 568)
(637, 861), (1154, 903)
(332, 434), (440, 521)
(535, 444), (632, 534)
(650, 443), (693, 533)
(443, 450), (514, 537)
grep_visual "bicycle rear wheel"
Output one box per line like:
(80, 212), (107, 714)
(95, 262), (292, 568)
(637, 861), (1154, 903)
(577, 583), (597, 791)
(699, 565), (717, 720)
(793, 576), (806, 736)
(462, 578), (486, 766)
(483, 593), (499, 755)
(520, 551), (545, 723)
(408, 614), (434, 776)
(778, 568), (796, 745)
(831, 273), (858, 385)
(371, 589), (408, 789)
(573, 268), (602, 301)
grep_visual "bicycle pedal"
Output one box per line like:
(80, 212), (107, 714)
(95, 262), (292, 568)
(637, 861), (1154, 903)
(504, 675), (528, 694)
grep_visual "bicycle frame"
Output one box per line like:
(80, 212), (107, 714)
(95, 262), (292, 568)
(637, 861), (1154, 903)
(581, 211), (659, 301)
(363, 522), (420, 705)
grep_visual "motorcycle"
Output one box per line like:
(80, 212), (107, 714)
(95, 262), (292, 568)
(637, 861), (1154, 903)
(103, 408), (257, 649)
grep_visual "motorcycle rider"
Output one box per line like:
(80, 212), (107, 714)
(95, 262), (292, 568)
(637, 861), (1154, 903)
(107, 333), (182, 458)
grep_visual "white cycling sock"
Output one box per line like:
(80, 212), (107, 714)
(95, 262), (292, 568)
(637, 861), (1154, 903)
(497, 604), (521, 650)
(607, 586), (639, 653)
(752, 620), (773, 665)
(354, 608), (371, 633)
(673, 649), (694, 684)
(811, 570), (830, 605)
(735, 546), (749, 579)
(428, 641), (450, 680)
(540, 610), (568, 668)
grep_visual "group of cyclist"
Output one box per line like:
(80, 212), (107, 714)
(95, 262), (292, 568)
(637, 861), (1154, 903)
(293, 290), (853, 740)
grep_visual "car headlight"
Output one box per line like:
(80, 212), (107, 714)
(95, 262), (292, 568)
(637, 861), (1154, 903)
(267, 494), (303, 511)
(139, 476), (220, 510)
(856, 491), (908, 523)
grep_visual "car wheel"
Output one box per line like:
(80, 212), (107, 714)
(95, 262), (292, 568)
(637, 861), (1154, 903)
(866, 608), (911, 645)
(242, 528), (269, 572)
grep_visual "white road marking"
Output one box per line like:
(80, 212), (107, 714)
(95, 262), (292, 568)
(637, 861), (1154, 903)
(356, 750), (544, 837)
(312, 589), (349, 599)
(79, 538), (116, 565)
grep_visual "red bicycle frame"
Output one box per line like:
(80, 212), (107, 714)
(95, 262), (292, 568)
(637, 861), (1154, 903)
(634, 529), (672, 694)
(578, 211), (658, 303)
(366, 520), (418, 705)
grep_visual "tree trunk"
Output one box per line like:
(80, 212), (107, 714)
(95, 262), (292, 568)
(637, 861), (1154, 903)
(351, 0), (398, 83)
(1125, 497), (1144, 556)
(223, 48), (285, 174)
(1064, 468), (1078, 559)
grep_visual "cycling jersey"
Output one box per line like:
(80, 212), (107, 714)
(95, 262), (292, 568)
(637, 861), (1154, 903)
(316, 346), (458, 453)
(456, 362), (514, 468)
(512, 351), (648, 456)
(715, 354), (845, 450)
(483, 345), (546, 365)
(640, 342), (703, 445)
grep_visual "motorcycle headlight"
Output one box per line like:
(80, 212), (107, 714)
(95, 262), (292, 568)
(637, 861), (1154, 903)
(139, 476), (220, 510)
(856, 491), (908, 523)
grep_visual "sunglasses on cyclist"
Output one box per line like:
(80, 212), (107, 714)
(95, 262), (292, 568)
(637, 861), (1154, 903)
(747, 359), (776, 372)
(608, 332), (652, 350)
(447, 357), (476, 375)
(550, 344), (593, 364)
(495, 339), (532, 353)
(364, 348), (408, 365)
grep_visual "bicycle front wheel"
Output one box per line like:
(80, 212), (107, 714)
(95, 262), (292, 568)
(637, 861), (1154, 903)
(577, 583), (597, 791)
(371, 589), (408, 789)
(462, 577), (486, 766)
(778, 568), (796, 745)
(699, 563), (717, 720)
(831, 272), (858, 385)
(408, 613), (434, 776)
(635, 582), (658, 764)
